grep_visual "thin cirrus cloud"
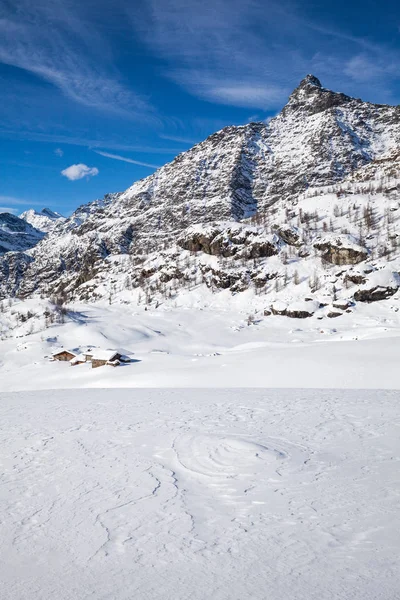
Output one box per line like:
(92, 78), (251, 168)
(0, 0), (152, 119)
(61, 164), (99, 181)
(0, 128), (184, 155)
(159, 134), (199, 145)
(133, 0), (400, 108)
(0, 194), (43, 213)
(0, 207), (18, 214)
(93, 150), (160, 169)
(0, 195), (41, 206)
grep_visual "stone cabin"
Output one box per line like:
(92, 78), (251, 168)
(52, 347), (128, 368)
(90, 350), (122, 369)
(52, 349), (76, 362)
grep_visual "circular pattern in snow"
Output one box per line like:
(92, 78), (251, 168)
(172, 433), (286, 480)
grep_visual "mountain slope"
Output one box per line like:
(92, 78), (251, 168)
(1, 75), (400, 318)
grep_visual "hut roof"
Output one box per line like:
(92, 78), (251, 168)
(52, 348), (76, 358)
(91, 349), (119, 361)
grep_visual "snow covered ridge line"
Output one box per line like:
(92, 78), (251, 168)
(0, 74), (400, 316)
(19, 208), (65, 234)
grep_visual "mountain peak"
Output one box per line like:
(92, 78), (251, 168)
(298, 74), (322, 89)
(289, 74), (324, 101)
(283, 73), (353, 116)
(41, 208), (63, 219)
(20, 207), (65, 234)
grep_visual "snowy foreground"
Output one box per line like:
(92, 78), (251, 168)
(1, 388), (399, 600)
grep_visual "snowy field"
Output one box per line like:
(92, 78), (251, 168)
(1, 300), (400, 390)
(1, 302), (399, 599)
(1, 388), (399, 600)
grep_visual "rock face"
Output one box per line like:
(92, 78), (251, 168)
(178, 224), (280, 258)
(354, 286), (399, 302)
(1, 75), (400, 314)
(270, 300), (318, 318)
(0, 213), (44, 255)
(314, 236), (368, 265)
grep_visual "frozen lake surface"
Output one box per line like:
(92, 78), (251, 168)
(1, 388), (399, 599)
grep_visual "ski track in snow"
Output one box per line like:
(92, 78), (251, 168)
(0, 388), (399, 599)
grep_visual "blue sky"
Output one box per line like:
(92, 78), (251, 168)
(1, 0), (400, 216)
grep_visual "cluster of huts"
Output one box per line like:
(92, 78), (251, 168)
(52, 347), (130, 369)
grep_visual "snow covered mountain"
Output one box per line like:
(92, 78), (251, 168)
(0, 213), (45, 255)
(20, 208), (65, 233)
(1, 75), (400, 319)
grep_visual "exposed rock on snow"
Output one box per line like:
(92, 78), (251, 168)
(178, 223), (280, 258)
(270, 300), (318, 318)
(344, 273), (367, 286)
(314, 234), (368, 265)
(353, 269), (400, 302)
(354, 285), (399, 302)
(327, 310), (343, 318)
(332, 300), (353, 311)
(275, 226), (301, 246)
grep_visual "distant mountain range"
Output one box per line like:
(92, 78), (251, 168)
(0, 75), (399, 319)
(20, 208), (65, 233)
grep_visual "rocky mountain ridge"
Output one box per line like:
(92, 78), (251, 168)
(0, 213), (44, 255)
(20, 208), (65, 233)
(0, 75), (400, 321)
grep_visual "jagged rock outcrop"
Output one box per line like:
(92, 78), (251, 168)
(314, 235), (368, 265)
(178, 224), (280, 258)
(275, 227), (301, 246)
(344, 273), (367, 286)
(270, 300), (318, 318)
(354, 286), (398, 302)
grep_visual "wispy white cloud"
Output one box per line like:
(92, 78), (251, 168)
(61, 164), (99, 181)
(54, 148), (64, 157)
(0, 127), (183, 154)
(93, 150), (160, 169)
(0, 195), (41, 206)
(0, 207), (18, 214)
(0, 1), (152, 118)
(133, 0), (400, 108)
(159, 134), (198, 144)
(343, 54), (400, 83)
(203, 84), (288, 108)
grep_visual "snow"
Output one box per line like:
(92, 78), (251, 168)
(0, 387), (399, 600)
(0, 287), (399, 600)
(1, 301), (400, 391)
(70, 353), (86, 364)
(20, 208), (65, 233)
(1, 78), (400, 598)
(90, 349), (119, 361)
